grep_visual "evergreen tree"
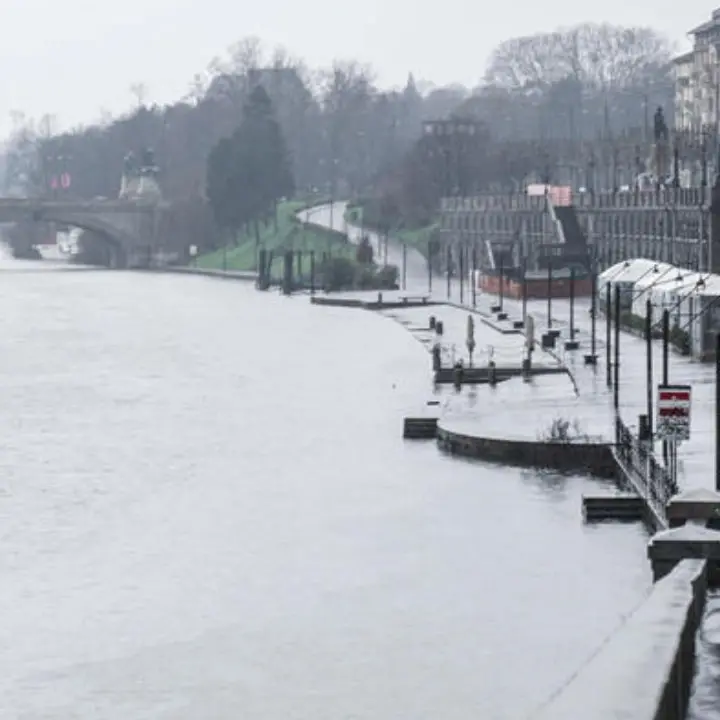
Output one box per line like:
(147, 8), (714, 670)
(206, 137), (239, 233)
(206, 85), (294, 239)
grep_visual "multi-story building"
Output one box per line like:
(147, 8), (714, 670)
(673, 51), (694, 129)
(674, 9), (720, 130)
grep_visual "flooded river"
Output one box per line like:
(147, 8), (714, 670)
(0, 258), (651, 719)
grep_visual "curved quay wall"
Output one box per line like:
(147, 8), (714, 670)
(435, 423), (617, 479)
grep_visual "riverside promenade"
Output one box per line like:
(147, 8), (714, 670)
(299, 203), (717, 492)
(300, 202), (720, 720)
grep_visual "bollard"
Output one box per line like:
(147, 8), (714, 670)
(432, 344), (442, 372)
(282, 250), (294, 295)
(429, 315), (436, 330)
(521, 357), (531, 379)
(488, 360), (497, 386)
(257, 249), (268, 290)
(453, 360), (464, 390)
(436, 320), (444, 336)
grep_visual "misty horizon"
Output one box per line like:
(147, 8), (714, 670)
(0, 0), (709, 140)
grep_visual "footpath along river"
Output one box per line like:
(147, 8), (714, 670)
(307, 201), (720, 718)
(0, 249), (652, 719)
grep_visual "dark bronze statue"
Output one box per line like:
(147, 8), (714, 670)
(654, 107), (668, 142)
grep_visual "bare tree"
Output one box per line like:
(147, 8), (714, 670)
(485, 23), (673, 91)
(129, 83), (148, 108)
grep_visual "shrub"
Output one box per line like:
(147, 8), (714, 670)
(539, 417), (592, 444)
(321, 257), (356, 291)
(375, 264), (399, 289)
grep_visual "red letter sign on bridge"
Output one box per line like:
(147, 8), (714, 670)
(656, 385), (692, 442)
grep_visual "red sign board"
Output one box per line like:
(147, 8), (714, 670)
(656, 384), (691, 441)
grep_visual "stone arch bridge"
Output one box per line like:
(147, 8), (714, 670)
(0, 197), (171, 268)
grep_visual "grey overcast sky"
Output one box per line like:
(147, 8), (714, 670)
(0, 0), (713, 138)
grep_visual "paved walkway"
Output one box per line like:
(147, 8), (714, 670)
(303, 202), (717, 492)
(304, 202), (720, 712)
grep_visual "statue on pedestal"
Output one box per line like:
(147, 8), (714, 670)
(119, 148), (162, 199)
(654, 107), (668, 143)
(652, 107), (670, 182)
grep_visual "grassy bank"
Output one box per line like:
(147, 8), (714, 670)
(344, 204), (438, 258)
(198, 200), (353, 273)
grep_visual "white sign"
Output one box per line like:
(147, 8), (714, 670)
(189, 245), (198, 257)
(656, 384), (691, 441)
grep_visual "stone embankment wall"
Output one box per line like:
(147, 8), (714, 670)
(533, 559), (707, 720)
(436, 425), (617, 479)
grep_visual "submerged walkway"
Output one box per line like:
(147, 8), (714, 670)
(300, 202), (717, 493)
(302, 201), (720, 719)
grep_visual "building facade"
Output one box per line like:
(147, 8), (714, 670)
(674, 9), (720, 130)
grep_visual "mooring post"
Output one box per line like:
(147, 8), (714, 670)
(282, 250), (293, 295)
(446, 245), (452, 300)
(427, 240), (433, 295)
(569, 267), (576, 340)
(716, 334), (720, 492)
(590, 262), (597, 364)
(296, 250), (303, 287)
(646, 297), (653, 437)
(257, 248), (267, 290)
(266, 250), (275, 288)
(402, 243), (407, 291)
(606, 282), (612, 387)
(522, 258), (528, 323)
(309, 250), (315, 295)
(662, 308), (669, 464)
(613, 284), (621, 414)
(459, 244), (465, 306)
(471, 242), (477, 308)
(499, 252), (504, 312)
(547, 260), (553, 330)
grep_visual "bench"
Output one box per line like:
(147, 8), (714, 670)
(399, 295), (430, 304)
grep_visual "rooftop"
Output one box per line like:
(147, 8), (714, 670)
(672, 51), (694, 65)
(690, 8), (720, 35)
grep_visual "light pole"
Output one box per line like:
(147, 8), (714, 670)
(328, 157), (339, 231)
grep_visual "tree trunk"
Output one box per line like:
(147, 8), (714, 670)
(254, 218), (260, 246)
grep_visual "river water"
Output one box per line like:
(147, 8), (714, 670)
(0, 253), (652, 719)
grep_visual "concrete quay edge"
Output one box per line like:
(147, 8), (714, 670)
(531, 559), (707, 720)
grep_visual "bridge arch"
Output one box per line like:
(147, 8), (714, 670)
(32, 211), (133, 267)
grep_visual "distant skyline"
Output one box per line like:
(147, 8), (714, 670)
(0, 0), (709, 139)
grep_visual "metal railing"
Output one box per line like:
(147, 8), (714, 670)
(615, 418), (678, 521)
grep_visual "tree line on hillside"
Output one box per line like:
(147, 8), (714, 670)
(2, 23), (680, 253)
(206, 84), (294, 244)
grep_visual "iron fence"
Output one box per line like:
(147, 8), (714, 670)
(616, 418), (678, 519)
